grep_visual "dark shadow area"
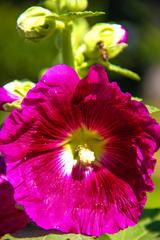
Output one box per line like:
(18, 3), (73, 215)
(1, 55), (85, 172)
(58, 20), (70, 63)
(146, 221), (160, 235)
(0, 0), (160, 99)
(12, 223), (62, 238)
(141, 208), (160, 237)
(141, 208), (160, 220)
(10, 224), (95, 239)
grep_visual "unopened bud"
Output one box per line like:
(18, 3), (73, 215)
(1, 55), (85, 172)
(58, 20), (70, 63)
(0, 80), (35, 111)
(83, 23), (128, 60)
(44, 0), (87, 13)
(65, 0), (88, 12)
(17, 6), (55, 42)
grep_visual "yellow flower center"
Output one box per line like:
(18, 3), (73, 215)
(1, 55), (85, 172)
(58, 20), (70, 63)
(76, 145), (95, 164)
(64, 127), (106, 165)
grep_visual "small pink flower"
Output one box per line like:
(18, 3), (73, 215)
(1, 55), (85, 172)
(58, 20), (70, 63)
(0, 64), (159, 236)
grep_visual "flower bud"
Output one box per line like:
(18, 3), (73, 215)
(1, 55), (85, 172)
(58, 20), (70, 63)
(65, 0), (88, 12)
(83, 23), (128, 60)
(17, 6), (55, 42)
(0, 80), (35, 111)
(0, 87), (19, 111)
(43, 0), (87, 13)
(43, 0), (66, 12)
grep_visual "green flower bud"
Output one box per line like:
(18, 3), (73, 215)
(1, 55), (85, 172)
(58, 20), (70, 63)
(65, 0), (88, 12)
(17, 6), (56, 42)
(83, 23), (128, 61)
(43, 0), (66, 13)
(4, 80), (35, 98)
(2, 80), (35, 111)
(43, 0), (88, 13)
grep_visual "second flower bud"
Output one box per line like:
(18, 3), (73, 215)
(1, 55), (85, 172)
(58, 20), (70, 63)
(83, 23), (128, 61)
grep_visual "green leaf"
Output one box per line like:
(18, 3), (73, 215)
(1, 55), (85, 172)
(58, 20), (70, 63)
(102, 209), (160, 240)
(145, 105), (160, 114)
(57, 11), (105, 21)
(98, 235), (112, 240)
(132, 97), (160, 114)
(108, 226), (160, 240)
(104, 62), (141, 81)
(1, 233), (96, 240)
(132, 97), (143, 101)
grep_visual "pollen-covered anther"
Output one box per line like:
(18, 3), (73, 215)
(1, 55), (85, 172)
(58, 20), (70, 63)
(77, 145), (95, 164)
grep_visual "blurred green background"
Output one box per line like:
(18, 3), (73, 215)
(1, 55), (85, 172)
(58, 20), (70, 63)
(0, 0), (160, 95)
(0, 0), (159, 208)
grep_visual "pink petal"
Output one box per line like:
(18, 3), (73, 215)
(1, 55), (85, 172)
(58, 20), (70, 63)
(118, 26), (128, 44)
(72, 65), (109, 105)
(23, 64), (80, 109)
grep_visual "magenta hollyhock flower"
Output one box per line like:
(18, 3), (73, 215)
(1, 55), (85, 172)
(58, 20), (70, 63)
(0, 64), (160, 236)
(0, 157), (29, 236)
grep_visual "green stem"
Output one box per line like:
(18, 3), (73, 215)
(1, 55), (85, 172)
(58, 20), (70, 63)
(62, 22), (75, 67)
(103, 61), (141, 81)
